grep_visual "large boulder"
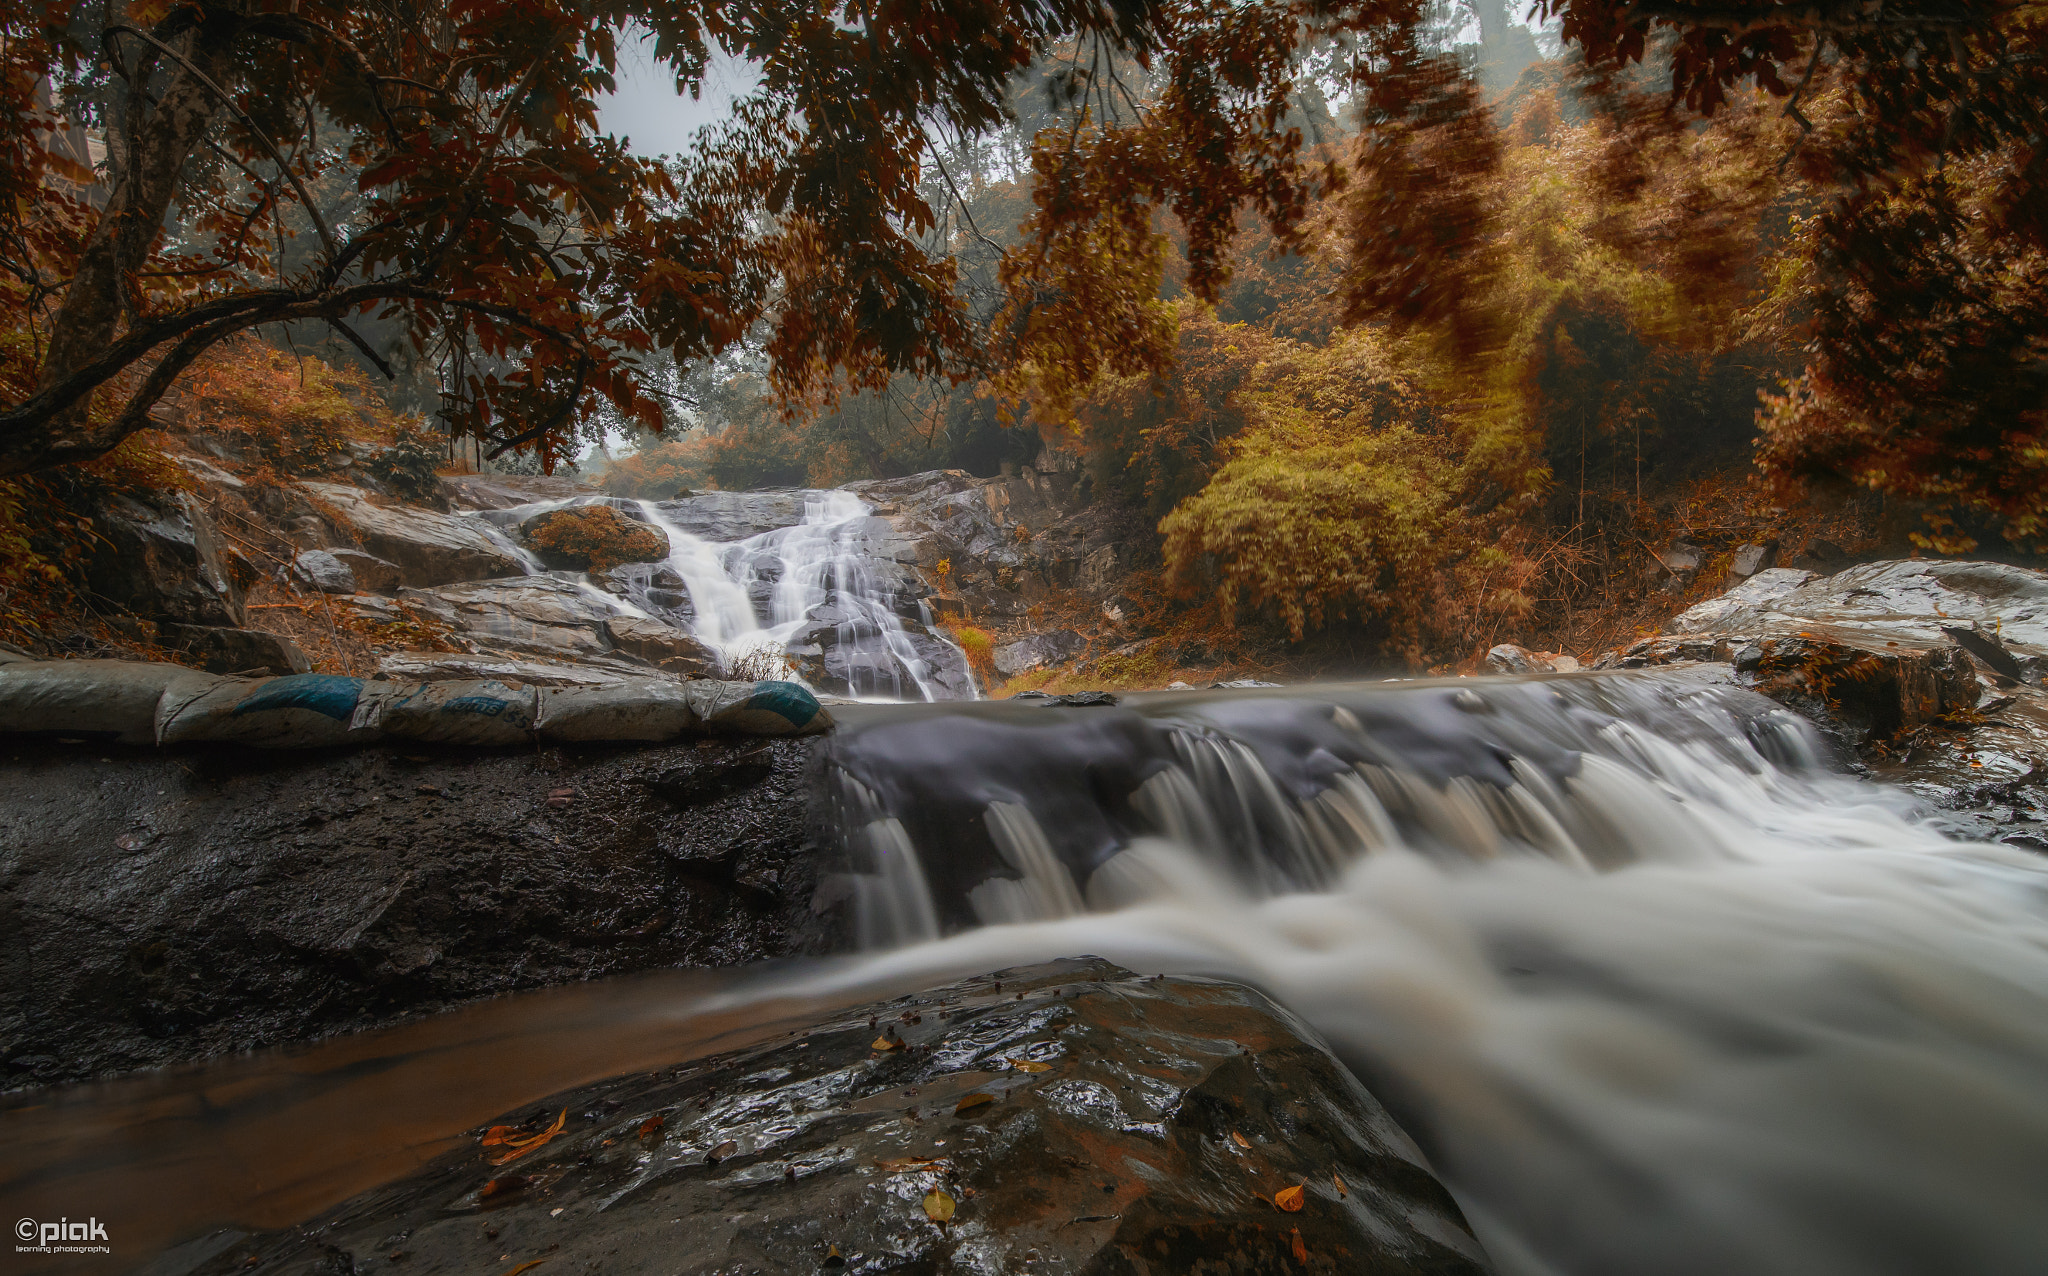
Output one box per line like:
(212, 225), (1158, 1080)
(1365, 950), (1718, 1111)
(518, 504), (670, 572)
(173, 960), (1488, 1276)
(645, 489), (814, 542)
(400, 576), (629, 662)
(305, 482), (527, 587)
(995, 628), (1086, 677)
(373, 652), (656, 686)
(287, 548), (356, 594)
(0, 736), (825, 1088)
(83, 492), (245, 627)
(607, 614), (720, 677)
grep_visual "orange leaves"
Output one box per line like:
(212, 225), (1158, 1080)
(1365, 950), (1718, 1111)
(481, 1110), (566, 1166)
(1273, 1184), (1305, 1212)
(953, 1092), (995, 1115)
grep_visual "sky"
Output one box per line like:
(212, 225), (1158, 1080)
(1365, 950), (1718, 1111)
(594, 30), (754, 158)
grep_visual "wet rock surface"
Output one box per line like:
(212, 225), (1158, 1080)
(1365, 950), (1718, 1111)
(84, 492), (245, 628)
(305, 483), (527, 587)
(0, 737), (830, 1089)
(177, 959), (1487, 1276)
(1613, 559), (2048, 843)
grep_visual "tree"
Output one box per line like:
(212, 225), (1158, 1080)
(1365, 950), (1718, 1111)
(1339, 0), (2047, 547)
(0, 0), (1342, 477)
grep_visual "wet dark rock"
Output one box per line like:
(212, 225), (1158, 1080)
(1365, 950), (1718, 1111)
(647, 489), (813, 542)
(180, 960), (1488, 1276)
(289, 549), (357, 594)
(1212, 679), (1286, 689)
(84, 492), (244, 627)
(0, 738), (828, 1089)
(442, 473), (600, 511)
(372, 652), (656, 687)
(306, 483), (526, 587)
(159, 624), (312, 676)
(1727, 540), (1779, 584)
(331, 548), (404, 594)
(994, 629), (1086, 677)
(1629, 559), (2048, 833)
(1009, 689), (1121, 706)
(605, 616), (720, 678)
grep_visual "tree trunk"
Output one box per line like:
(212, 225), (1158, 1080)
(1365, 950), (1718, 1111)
(15, 21), (232, 469)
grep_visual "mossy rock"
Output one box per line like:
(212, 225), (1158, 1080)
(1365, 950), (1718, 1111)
(518, 504), (670, 573)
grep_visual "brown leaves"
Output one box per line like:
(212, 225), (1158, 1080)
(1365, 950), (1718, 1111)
(954, 1092), (995, 1115)
(706, 1140), (739, 1164)
(1005, 1057), (1052, 1073)
(636, 1116), (664, 1139)
(1289, 1228), (1308, 1265)
(481, 1110), (565, 1166)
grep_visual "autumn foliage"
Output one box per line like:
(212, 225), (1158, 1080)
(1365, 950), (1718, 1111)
(521, 505), (669, 574)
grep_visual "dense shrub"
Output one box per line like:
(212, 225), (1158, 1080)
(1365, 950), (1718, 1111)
(1160, 331), (1537, 660)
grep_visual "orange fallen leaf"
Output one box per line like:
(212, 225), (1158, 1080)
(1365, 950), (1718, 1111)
(954, 1092), (995, 1115)
(707, 1139), (739, 1163)
(1290, 1228), (1308, 1265)
(923, 1188), (956, 1223)
(504, 1262), (547, 1276)
(1006, 1057), (1052, 1073)
(483, 1110), (566, 1166)
(1333, 1172), (1348, 1198)
(873, 1035), (901, 1051)
(1231, 1131), (1251, 1150)
(876, 1155), (945, 1172)
(637, 1116), (664, 1138)
(478, 1175), (527, 1200)
(1274, 1184), (1305, 1212)
(822, 1244), (845, 1268)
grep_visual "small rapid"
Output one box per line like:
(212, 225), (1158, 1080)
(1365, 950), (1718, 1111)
(775, 670), (2048, 1275)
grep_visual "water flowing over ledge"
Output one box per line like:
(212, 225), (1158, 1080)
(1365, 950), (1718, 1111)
(780, 668), (2048, 1275)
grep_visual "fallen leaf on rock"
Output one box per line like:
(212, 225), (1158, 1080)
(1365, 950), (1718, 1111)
(1231, 1131), (1251, 1150)
(478, 1175), (527, 1200)
(823, 1244), (845, 1268)
(954, 1092), (995, 1115)
(482, 1110), (566, 1166)
(636, 1116), (663, 1138)
(872, 1035), (901, 1051)
(1333, 1172), (1348, 1198)
(923, 1188), (956, 1223)
(548, 788), (576, 798)
(1006, 1057), (1051, 1073)
(706, 1139), (738, 1163)
(1290, 1228), (1308, 1265)
(876, 1155), (945, 1172)
(1274, 1184), (1305, 1212)
(504, 1262), (546, 1276)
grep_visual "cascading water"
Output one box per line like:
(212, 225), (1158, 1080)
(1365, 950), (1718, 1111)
(627, 491), (972, 701)
(769, 669), (2048, 1276)
(459, 488), (974, 699)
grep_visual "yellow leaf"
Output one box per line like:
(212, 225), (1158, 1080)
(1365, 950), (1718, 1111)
(955, 1092), (995, 1115)
(505, 1262), (547, 1276)
(1274, 1184), (1305, 1212)
(1231, 1131), (1251, 1150)
(1333, 1172), (1348, 1197)
(873, 1036), (901, 1051)
(923, 1188), (956, 1223)
(1006, 1057), (1051, 1073)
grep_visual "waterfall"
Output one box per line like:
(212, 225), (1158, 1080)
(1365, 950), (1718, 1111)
(453, 487), (975, 700)
(630, 491), (973, 701)
(761, 670), (2048, 1276)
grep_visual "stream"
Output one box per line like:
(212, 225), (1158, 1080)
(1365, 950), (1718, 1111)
(7, 671), (2048, 1275)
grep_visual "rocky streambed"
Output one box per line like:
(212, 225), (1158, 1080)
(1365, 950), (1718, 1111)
(159, 959), (1487, 1276)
